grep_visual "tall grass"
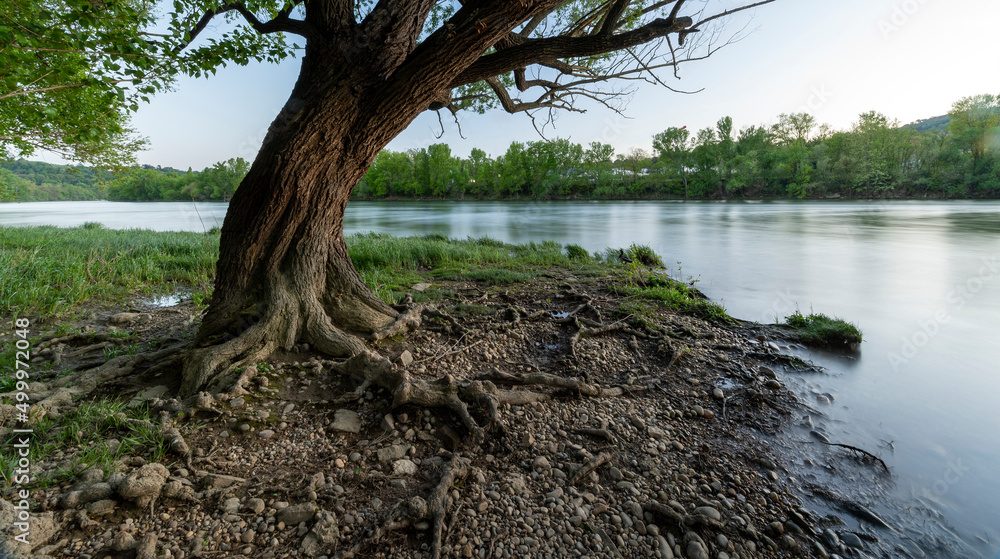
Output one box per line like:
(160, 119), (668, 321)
(1, 226), (722, 323)
(0, 225), (218, 317)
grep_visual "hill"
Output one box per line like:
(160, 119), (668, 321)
(901, 114), (950, 133)
(0, 159), (107, 201)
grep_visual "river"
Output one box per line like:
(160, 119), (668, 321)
(2, 199), (998, 557)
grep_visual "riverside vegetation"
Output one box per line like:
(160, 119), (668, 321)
(3, 93), (998, 203)
(0, 226), (889, 559)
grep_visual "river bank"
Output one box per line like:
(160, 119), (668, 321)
(1, 229), (893, 558)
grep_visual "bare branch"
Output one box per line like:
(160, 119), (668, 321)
(452, 15), (695, 88)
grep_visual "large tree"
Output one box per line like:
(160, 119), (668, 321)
(2, 0), (775, 396)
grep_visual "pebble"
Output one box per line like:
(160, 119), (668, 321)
(393, 459), (418, 476)
(841, 532), (864, 549)
(693, 506), (721, 522)
(246, 498), (266, 514)
(259, 429), (275, 439)
(331, 409), (362, 433)
(712, 388), (725, 399)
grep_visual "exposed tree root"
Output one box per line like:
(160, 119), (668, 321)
(2, 344), (186, 404)
(477, 369), (626, 398)
(421, 308), (468, 335)
(336, 456), (470, 559)
(570, 452), (612, 485)
(370, 305), (424, 342)
(329, 352), (498, 443)
(818, 441), (891, 473)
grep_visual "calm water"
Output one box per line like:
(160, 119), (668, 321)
(3, 199), (998, 556)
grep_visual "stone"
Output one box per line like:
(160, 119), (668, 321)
(111, 531), (137, 552)
(331, 409), (362, 433)
(86, 499), (117, 516)
(532, 456), (551, 473)
(221, 497), (241, 514)
(780, 535), (800, 550)
(259, 429), (275, 439)
(692, 506), (721, 522)
(119, 463), (169, 508)
(135, 385), (169, 402)
(277, 503), (319, 526)
(712, 388), (725, 399)
(377, 444), (411, 463)
(759, 366), (777, 379)
(229, 397), (245, 408)
(246, 498), (266, 514)
(629, 415), (646, 430)
(683, 532), (710, 559)
(301, 511), (340, 557)
(110, 312), (141, 325)
(822, 528), (840, 548)
(135, 533), (158, 559)
(765, 379), (782, 390)
(393, 459), (418, 476)
(241, 529), (257, 544)
(508, 475), (528, 493)
(396, 350), (414, 367)
(841, 532), (864, 549)
(0, 501), (57, 556)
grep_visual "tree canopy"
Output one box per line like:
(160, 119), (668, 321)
(2, 0), (774, 167)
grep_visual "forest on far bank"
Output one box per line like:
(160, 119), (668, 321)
(3, 93), (998, 202)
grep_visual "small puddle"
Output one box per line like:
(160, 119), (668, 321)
(145, 294), (184, 307)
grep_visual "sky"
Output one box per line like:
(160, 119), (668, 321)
(33, 0), (1000, 169)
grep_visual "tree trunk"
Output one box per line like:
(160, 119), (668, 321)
(180, 52), (430, 396)
(178, 0), (553, 396)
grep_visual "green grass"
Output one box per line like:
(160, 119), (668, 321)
(0, 227), (720, 323)
(348, 233), (588, 303)
(607, 257), (730, 322)
(0, 399), (170, 487)
(0, 225), (217, 317)
(784, 311), (863, 348)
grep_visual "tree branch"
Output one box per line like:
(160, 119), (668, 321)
(451, 15), (695, 88)
(176, 2), (313, 53)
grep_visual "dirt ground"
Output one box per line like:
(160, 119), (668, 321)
(1, 269), (877, 559)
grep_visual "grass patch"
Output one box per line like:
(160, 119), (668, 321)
(612, 282), (730, 322)
(784, 311), (862, 349)
(565, 244), (590, 260)
(346, 233), (591, 303)
(0, 225), (217, 318)
(0, 399), (170, 487)
(602, 244), (729, 322)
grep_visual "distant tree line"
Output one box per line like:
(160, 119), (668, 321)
(353, 93), (1000, 199)
(0, 158), (250, 202)
(4, 93), (998, 203)
(103, 158), (249, 201)
(0, 159), (106, 201)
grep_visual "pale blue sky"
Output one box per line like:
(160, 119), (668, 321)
(40, 0), (1000, 169)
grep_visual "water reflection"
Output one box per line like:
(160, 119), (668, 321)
(3, 198), (999, 555)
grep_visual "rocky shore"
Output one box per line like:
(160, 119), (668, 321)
(2, 269), (876, 559)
